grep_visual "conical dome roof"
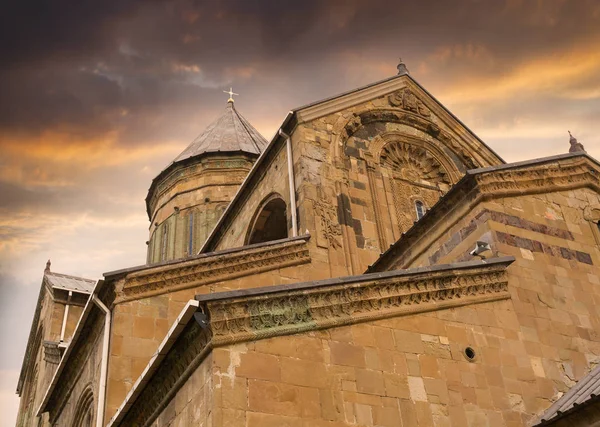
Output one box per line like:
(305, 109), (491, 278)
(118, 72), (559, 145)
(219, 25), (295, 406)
(174, 102), (268, 162)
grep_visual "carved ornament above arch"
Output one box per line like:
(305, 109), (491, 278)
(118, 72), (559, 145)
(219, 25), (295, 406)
(331, 108), (480, 171)
(379, 141), (451, 186)
(370, 132), (461, 184)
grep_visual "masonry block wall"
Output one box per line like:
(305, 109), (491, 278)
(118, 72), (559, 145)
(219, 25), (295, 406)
(147, 154), (256, 264)
(103, 236), (326, 420)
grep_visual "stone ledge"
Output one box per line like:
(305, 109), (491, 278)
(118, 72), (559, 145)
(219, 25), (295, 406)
(202, 257), (514, 346)
(112, 235), (312, 304)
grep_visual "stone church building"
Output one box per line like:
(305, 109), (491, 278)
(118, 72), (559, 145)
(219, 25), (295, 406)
(15, 62), (600, 426)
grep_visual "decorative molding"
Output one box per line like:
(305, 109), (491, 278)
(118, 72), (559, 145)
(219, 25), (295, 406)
(42, 341), (61, 365)
(380, 141), (451, 185)
(366, 159), (387, 252)
(583, 205), (600, 222)
(116, 238), (311, 303)
(474, 157), (600, 197)
(296, 75), (409, 123)
(205, 259), (512, 346)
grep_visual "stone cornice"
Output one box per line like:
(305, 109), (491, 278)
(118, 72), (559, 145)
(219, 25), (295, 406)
(113, 236), (311, 304)
(202, 257), (513, 345)
(370, 153), (600, 272)
(109, 257), (513, 427)
(146, 151), (258, 220)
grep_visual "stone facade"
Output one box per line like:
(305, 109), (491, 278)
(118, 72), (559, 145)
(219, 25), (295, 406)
(18, 70), (600, 427)
(146, 153), (257, 263)
(15, 272), (92, 427)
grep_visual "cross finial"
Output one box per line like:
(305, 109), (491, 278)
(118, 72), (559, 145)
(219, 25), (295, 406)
(223, 87), (239, 103)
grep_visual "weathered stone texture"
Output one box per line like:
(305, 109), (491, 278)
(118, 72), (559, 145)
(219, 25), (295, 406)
(147, 154), (256, 264)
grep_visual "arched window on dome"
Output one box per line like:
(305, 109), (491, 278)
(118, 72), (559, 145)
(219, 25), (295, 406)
(246, 194), (288, 245)
(187, 210), (195, 256)
(160, 223), (169, 262)
(71, 386), (94, 427)
(415, 200), (426, 221)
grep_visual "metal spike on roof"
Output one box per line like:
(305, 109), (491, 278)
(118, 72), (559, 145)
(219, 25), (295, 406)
(174, 102), (269, 162)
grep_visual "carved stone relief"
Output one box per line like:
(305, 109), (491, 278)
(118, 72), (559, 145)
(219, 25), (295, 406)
(388, 88), (431, 118)
(380, 141), (451, 186)
(389, 179), (442, 234)
(314, 186), (343, 249)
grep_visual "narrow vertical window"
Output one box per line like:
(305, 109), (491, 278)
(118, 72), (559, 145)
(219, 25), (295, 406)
(188, 211), (194, 256)
(160, 223), (169, 261)
(415, 201), (426, 220)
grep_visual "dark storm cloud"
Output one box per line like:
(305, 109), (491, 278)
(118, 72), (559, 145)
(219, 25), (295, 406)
(2, 0), (599, 146)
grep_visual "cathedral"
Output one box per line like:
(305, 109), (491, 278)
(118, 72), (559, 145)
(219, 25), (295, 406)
(15, 61), (600, 427)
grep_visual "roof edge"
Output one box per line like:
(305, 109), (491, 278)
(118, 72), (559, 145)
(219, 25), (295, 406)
(196, 256), (515, 303)
(368, 151), (600, 272)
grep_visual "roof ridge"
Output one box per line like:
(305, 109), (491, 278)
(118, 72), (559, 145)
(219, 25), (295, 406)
(233, 103), (262, 153)
(45, 271), (95, 282)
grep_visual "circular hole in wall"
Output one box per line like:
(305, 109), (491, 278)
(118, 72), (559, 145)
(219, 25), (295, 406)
(464, 347), (476, 361)
(205, 197), (210, 203)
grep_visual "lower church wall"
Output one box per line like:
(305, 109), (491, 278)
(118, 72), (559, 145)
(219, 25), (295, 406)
(204, 286), (600, 427)
(105, 241), (328, 420)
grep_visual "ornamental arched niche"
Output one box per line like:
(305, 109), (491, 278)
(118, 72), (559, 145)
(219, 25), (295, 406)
(375, 137), (455, 233)
(331, 106), (483, 173)
(332, 105), (474, 236)
(71, 385), (94, 427)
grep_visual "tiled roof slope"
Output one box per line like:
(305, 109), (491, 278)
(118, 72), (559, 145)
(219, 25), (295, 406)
(174, 102), (268, 161)
(535, 363), (600, 425)
(45, 271), (95, 293)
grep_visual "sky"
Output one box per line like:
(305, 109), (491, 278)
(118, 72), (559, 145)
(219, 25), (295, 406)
(1, 0), (600, 424)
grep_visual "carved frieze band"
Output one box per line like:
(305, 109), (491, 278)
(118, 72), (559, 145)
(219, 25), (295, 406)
(117, 239), (311, 303)
(475, 158), (600, 196)
(206, 263), (511, 346)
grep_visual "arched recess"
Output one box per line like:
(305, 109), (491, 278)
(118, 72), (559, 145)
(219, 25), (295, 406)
(71, 385), (94, 427)
(377, 138), (453, 234)
(372, 132), (462, 185)
(246, 194), (288, 245)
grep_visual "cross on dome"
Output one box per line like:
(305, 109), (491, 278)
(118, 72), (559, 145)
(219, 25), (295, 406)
(223, 87), (239, 103)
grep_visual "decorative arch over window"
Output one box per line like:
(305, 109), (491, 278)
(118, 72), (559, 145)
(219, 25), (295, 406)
(379, 141), (452, 187)
(160, 222), (169, 262)
(71, 386), (94, 427)
(376, 140), (453, 234)
(246, 194), (288, 245)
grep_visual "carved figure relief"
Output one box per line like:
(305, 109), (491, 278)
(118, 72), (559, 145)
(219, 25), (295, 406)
(314, 185), (343, 249)
(389, 88), (431, 117)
